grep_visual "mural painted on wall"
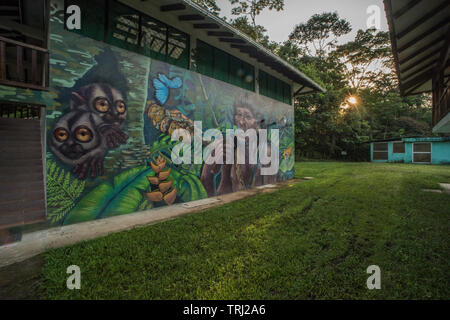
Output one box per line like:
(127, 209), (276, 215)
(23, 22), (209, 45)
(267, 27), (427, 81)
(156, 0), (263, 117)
(0, 0), (295, 227)
(143, 60), (294, 197)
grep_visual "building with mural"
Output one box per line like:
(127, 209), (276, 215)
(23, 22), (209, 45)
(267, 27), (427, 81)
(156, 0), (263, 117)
(0, 0), (324, 243)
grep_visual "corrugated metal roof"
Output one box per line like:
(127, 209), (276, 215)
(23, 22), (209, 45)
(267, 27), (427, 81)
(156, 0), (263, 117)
(139, 0), (325, 95)
(369, 136), (450, 143)
(403, 136), (450, 142)
(383, 0), (450, 96)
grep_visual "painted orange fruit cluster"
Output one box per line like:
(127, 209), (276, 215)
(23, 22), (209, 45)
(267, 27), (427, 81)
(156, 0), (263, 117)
(146, 154), (177, 205)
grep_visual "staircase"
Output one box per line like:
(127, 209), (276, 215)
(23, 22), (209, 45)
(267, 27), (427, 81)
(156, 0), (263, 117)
(0, 116), (46, 230)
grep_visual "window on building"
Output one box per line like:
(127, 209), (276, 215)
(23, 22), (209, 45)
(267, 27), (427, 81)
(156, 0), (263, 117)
(393, 142), (405, 153)
(167, 27), (189, 69)
(140, 15), (167, 62)
(267, 73), (276, 100)
(229, 55), (243, 87)
(373, 142), (388, 160)
(258, 70), (291, 104)
(64, 0), (190, 69)
(194, 40), (255, 92)
(282, 82), (291, 105)
(413, 143), (431, 163)
(241, 60), (255, 92)
(106, 1), (140, 53)
(213, 48), (229, 82)
(195, 40), (214, 78)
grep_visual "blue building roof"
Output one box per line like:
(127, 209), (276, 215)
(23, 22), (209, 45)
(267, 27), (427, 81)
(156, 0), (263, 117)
(369, 136), (450, 143)
(402, 137), (450, 142)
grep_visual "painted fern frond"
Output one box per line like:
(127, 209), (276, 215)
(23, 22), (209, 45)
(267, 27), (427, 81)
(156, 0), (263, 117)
(46, 160), (85, 224)
(48, 200), (74, 223)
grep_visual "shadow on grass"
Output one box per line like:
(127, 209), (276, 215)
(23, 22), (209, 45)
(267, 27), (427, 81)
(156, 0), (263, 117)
(5, 162), (450, 300)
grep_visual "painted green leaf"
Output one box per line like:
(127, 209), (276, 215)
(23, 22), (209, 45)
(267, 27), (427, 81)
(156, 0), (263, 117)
(280, 156), (295, 173)
(177, 174), (208, 202)
(63, 166), (152, 225)
(46, 160), (85, 224)
(167, 168), (207, 203)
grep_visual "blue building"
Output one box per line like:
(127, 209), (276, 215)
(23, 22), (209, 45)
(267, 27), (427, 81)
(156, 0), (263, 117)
(370, 137), (450, 164)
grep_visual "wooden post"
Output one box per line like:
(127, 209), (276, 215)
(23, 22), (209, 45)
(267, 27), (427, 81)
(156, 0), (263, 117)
(17, 46), (23, 82)
(0, 41), (5, 80)
(44, 52), (49, 87)
(31, 49), (37, 84)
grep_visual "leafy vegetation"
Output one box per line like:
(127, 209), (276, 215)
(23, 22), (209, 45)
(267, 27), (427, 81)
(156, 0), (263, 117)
(289, 12), (351, 58)
(63, 166), (152, 225)
(201, 5), (434, 160)
(46, 160), (85, 224)
(60, 135), (208, 225)
(191, 0), (221, 15)
(283, 14), (432, 160)
(41, 162), (450, 299)
(229, 0), (284, 27)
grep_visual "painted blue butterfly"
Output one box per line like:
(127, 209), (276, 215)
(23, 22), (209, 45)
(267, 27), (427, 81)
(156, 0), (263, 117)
(153, 73), (182, 105)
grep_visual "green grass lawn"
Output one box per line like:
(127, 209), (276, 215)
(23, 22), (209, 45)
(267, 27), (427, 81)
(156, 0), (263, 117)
(41, 162), (450, 299)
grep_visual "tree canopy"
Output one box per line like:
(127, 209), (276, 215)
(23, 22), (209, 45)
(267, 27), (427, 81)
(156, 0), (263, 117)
(279, 12), (432, 160)
(192, 4), (433, 161)
(229, 0), (284, 27)
(289, 12), (352, 58)
(192, 0), (221, 15)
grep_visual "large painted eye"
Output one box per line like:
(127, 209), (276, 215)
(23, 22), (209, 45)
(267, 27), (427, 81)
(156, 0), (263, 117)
(74, 126), (93, 143)
(95, 98), (110, 113)
(54, 128), (69, 142)
(115, 100), (126, 114)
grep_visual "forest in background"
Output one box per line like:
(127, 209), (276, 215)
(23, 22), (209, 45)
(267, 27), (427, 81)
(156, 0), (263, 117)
(193, 0), (434, 161)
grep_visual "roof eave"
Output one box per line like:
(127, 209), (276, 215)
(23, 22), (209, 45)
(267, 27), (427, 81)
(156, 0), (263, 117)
(383, 0), (406, 96)
(383, 0), (450, 96)
(182, 0), (326, 93)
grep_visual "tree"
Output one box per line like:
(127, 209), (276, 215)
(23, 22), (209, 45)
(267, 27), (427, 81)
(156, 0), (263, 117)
(332, 28), (392, 90)
(192, 0), (221, 15)
(282, 12), (432, 160)
(229, 0), (284, 27)
(230, 16), (278, 50)
(231, 16), (266, 40)
(289, 12), (351, 58)
(205, 7), (433, 160)
(279, 14), (352, 157)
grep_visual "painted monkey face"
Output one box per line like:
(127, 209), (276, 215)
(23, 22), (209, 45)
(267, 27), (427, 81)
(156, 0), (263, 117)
(51, 111), (101, 160)
(71, 83), (127, 127)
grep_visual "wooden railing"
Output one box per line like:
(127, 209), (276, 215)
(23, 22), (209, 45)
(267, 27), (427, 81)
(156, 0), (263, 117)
(0, 101), (42, 119)
(0, 35), (49, 91)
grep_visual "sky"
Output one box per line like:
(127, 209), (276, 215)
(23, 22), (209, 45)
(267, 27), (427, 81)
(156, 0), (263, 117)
(217, 0), (389, 45)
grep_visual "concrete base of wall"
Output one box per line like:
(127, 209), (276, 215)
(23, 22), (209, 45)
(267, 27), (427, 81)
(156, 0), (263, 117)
(439, 183), (450, 194)
(0, 179), (302, 268)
